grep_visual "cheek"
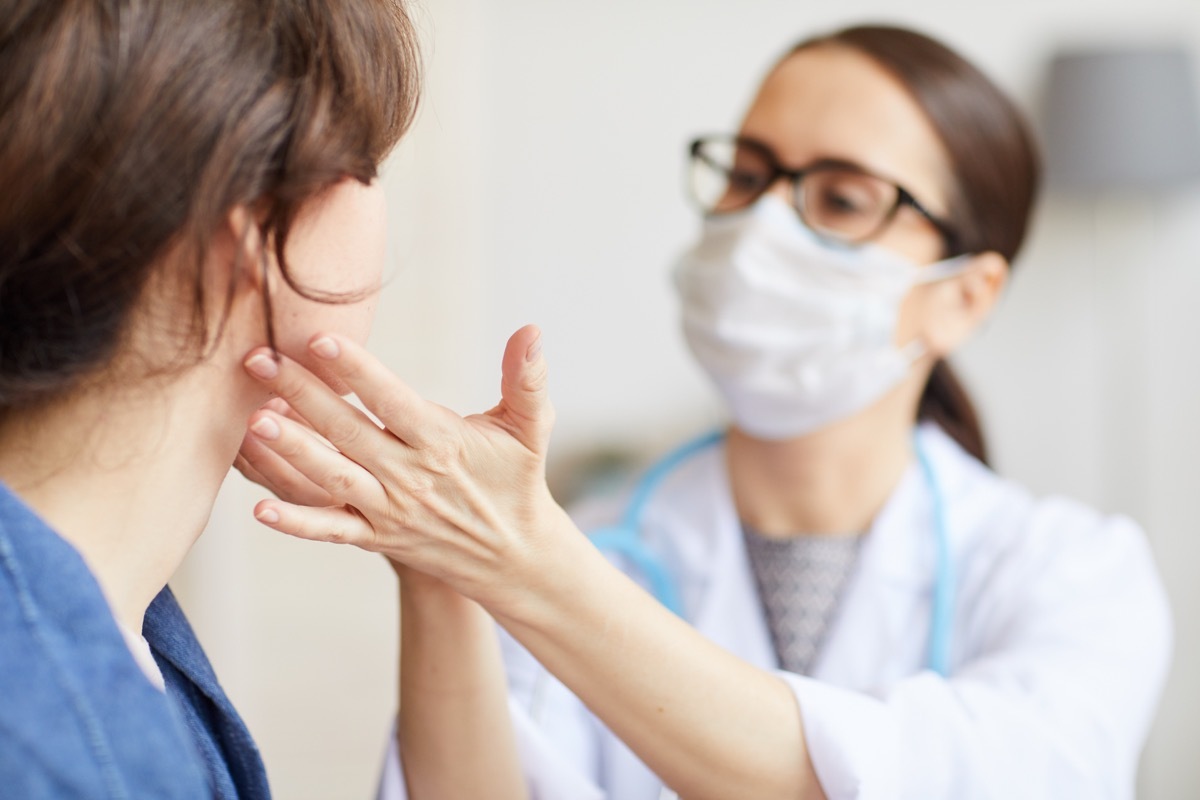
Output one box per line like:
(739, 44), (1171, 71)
(267, 179), (388, 389)
(275, 293), (378, 393)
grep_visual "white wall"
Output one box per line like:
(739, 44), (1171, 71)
(176, 1), (1200, 797)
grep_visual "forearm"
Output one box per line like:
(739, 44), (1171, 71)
(397, 569), (527, 800)
(490, 516), (825, 800)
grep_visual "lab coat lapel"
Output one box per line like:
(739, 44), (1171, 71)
(809, 429), (945, 688)
(670, 444), (778, 671)
(649, 426), (952, 689)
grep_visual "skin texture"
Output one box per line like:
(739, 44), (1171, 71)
(0, 178), (386, 634)
(238, 46), (1013, 800)
(0, 174), (529, 800)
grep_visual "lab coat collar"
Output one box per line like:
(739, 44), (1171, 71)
(648, 423), (975, 681)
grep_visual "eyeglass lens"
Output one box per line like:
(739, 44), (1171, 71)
(690, 138), (903, 243)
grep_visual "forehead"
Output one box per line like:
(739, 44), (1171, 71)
(740, 45), (953, 214)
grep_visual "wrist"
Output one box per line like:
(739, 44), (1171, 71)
(397, 564), (466, 606)
(487, 502), (605, 630)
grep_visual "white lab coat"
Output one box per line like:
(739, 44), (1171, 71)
(379, 424), (1171, 800)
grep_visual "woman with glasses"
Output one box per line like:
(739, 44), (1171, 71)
(237, 24), (1171, 799)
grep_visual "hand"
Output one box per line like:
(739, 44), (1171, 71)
(240, 325), (569, 613)
(233, 397), (336, 507)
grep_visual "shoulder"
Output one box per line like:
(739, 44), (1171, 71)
(924, 426), (1171, 658)
(923, 424), (1155, 567)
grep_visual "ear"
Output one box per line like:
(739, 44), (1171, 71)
(218, 205), (270, 295)
(921, 251), (1009, 357)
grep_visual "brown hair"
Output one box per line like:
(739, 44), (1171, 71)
(0, 0), (421, 410)
(791, 25), (1041, 465)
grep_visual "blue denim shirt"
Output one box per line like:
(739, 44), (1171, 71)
(0, 481), (270, 799)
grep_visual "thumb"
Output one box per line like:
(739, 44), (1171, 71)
(498, 324), (554, 453)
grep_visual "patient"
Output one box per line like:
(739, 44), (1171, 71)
(0, 1), (418, 795)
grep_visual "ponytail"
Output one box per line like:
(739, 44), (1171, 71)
(918, 360), (988, 466)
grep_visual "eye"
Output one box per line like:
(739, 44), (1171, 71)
(812, 174), (884, 218)
(819, 187), (869, 215)
(801, 169), (897, 240)
(727, 168), (768, 194)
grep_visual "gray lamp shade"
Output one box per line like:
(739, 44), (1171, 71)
(1042, 46), (1200, 191)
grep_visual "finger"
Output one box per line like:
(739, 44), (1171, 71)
(304, 334), (449, 448)
(264, 397), (316, 431)
(243, 347), (388, 458)
(237, 435), (335, 507)
(253, 500), (378, 550)
(247, 409), (387, 509)
(496, 324), (554, 453)
(261, 397), (340, 452)
(233, 453), (273, 490)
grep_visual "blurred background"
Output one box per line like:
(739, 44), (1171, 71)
(174, 0), (1200, 796)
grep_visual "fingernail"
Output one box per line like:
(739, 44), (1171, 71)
(250, 416), (281, 441)
(310, 336), (340, 360)
(244, 353), (279, 380)
(526, 335), (543, 363)
(256, 507), (280, 525)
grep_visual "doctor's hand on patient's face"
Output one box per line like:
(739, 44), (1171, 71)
(238, 326), (569, 613)
(235, 397), (336, 507)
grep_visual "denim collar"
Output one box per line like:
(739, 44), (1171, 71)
(0, 481), (269, 798)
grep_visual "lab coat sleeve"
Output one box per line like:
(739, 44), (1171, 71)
(782, 507), (1172, 800)
(374, 633), (607, 800)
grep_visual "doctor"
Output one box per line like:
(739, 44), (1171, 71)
(240, 24), (1172, 800)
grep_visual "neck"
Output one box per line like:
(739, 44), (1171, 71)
(0, 362), (258, 633)
(726, 382), (925, 538)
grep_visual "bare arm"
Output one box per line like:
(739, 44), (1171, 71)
(397, 567), (527, 800)
(239, 328), (824, 800)
(234, 402), (525, 800)
(491, 507), (822, 800)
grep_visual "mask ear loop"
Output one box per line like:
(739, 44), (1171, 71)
(917, 253), (976, 284)
(898, 254), (977, 366)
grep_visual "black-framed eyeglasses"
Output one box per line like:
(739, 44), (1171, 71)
(688, 135), (959, 252)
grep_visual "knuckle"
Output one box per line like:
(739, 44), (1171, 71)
(273, 368), (311, 403)
(403, 472), (436, 504)
(322, 414), (363, 449)
(372, 397), (405, 430)
(272, 430), (306, 459)
(324, 469), (358, 497)
(421, 437), (461, 474)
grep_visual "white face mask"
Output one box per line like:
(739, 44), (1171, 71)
(673, 195), (970, 440)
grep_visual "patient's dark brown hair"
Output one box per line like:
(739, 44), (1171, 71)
(0, 0), (421, 410)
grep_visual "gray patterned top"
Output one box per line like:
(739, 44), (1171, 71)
(742, 527), (863, 676)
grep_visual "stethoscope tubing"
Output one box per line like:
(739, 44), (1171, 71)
(588, 428), (955, 677)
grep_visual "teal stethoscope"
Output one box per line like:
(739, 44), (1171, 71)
(588, 429), (956, 677)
